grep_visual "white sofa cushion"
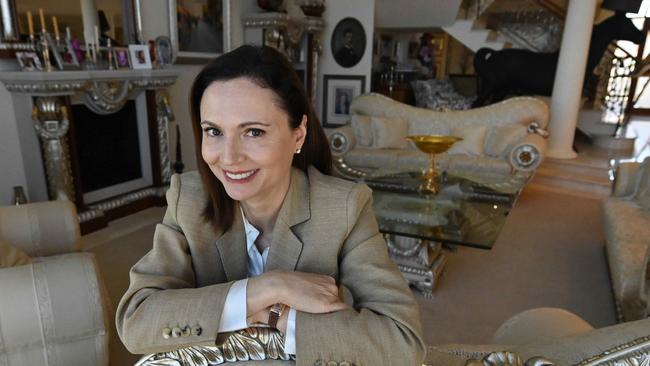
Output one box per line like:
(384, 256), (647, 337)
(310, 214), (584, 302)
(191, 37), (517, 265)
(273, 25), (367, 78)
(485, 126), (528, 158)
(351, 115), (373, 147)
(370, 116), (409, 149)
(408, 117), (451, 137)
(448, 126), (488, 156)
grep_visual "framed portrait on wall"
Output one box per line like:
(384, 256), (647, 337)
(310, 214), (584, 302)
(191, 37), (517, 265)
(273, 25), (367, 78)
(166, 0), (232, 63)
(322, 75), (366, 128)
(331, 17), (366, 68)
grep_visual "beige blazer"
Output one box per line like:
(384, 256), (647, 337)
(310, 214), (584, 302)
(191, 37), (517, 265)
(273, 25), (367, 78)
(116, 166), (425, 365)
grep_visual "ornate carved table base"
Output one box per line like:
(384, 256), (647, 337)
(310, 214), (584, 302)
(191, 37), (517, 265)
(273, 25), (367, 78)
(384, 234), (448, 298)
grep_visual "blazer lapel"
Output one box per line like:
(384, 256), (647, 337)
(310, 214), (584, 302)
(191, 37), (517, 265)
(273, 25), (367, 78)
(216, 203), (248, 281)
(265, 168), (311, 272)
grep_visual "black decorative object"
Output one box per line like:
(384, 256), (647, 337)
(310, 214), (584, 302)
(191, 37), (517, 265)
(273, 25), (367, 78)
(173, 125), (185, 174)
(601, 0), (643, 13)
(331, 17), (365, 68)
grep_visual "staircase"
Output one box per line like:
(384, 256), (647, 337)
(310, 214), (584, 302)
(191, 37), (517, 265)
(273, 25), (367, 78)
(442, 0), (564, 53)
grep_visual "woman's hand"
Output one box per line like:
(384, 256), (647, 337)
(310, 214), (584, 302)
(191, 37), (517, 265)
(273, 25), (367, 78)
(273, 270), (350, 314)
(246, 270), (349, 316)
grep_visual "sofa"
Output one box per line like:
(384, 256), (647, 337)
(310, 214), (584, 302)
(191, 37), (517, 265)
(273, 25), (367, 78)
(328, 93), (550, 186)
(0, 201), (110, 366)
(602, 157), (650, 322)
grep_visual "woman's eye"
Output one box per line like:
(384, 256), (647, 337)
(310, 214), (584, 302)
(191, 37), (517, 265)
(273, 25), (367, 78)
(203, 127), (221, 137)
(246, 128), (265, 137)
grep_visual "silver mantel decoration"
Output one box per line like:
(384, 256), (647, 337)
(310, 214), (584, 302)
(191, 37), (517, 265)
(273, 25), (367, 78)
(135, 327), (294, 366)
(156, 91), (175, 184)
(84, 80), (131, 115)
(32, 97), (75, 201)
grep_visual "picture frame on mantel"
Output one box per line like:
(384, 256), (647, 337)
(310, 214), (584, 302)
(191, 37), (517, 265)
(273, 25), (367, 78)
(166, 0), (233, 63)
(322, 75), (366, 128)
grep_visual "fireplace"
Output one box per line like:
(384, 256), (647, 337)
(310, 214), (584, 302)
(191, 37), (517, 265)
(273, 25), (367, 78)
(0, 69), (179, 233)
(71, 96), (153, 204)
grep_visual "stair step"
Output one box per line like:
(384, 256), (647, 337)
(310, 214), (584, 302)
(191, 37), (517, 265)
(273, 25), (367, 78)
(529, 174), (611, 199)
(541, 158), (611, 179)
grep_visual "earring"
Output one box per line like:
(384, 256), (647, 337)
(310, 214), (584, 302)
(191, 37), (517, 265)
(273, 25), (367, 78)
(295, 148), (302, 154)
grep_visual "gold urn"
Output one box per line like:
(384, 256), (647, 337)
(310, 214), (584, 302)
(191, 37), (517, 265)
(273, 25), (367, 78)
(407, 135), (463, 195)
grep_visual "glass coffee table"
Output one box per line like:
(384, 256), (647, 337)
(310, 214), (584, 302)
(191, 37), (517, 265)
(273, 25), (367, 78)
(358, 170), (527, 296)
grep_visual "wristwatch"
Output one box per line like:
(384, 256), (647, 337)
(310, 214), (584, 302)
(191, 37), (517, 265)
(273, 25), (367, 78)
(268, 303), (285, 328)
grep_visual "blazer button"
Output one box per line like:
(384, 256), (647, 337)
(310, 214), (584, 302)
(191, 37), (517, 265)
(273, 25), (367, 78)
(172, 327), (182, 338)
(162, 328), (171, 339)
(191, 325), (202, 336)
(181, 326), (191, 337)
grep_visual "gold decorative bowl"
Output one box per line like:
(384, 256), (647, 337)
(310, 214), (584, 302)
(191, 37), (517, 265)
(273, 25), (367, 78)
(406, 135), (463, 195)
(406, 135), (463, 154)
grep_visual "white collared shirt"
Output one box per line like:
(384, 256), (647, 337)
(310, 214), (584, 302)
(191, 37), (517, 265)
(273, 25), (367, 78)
(217, 211), (297, 355)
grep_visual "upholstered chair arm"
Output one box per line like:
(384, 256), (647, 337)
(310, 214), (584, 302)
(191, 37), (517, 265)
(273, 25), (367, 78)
(611, 241), (650, 321)
(506, 133), (547, 172)
(0, 252), (110, 365)
(327, 126), (357, 156)
(511, 317), (650, 365)
(0, 200), (80, 257)
(613, 162), (641, 197)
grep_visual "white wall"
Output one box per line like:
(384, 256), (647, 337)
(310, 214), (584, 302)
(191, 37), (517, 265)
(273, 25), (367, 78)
(375, 0), (461, 29)
(317, 0), (375, 124)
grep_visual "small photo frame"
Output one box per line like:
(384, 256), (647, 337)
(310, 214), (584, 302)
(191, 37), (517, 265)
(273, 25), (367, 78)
(113, 47), (131, 69)
(155, 36), (174, 67)
(45, 33), (80, 70)
(15, 51), (42, 71)
(322, 75), (366, 128)
(128, 44), (152, 70)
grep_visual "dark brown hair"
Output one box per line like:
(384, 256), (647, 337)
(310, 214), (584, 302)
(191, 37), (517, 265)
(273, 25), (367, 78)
(189, 45), (332, 233)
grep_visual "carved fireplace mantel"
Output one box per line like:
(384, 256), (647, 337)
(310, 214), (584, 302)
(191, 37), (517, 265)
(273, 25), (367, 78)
(0, 69), (180, 233)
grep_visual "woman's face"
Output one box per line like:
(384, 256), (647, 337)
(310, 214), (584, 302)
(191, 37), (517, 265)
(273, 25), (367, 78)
(200, 78), (306, 205)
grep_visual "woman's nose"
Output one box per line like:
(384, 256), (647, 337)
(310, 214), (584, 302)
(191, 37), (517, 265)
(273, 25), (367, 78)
(220, 136), (244, 165)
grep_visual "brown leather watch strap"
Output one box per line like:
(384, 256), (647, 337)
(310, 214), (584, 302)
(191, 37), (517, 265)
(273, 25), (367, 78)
(268, 303), (284, 328)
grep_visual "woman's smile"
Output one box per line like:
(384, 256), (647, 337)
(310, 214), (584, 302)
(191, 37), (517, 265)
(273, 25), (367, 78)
(223, 169), (259, 183)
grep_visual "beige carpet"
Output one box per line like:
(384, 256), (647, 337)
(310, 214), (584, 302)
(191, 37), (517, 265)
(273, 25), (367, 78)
(84, 186), (616, 365)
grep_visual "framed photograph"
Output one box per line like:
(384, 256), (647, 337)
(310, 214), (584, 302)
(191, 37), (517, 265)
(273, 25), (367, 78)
(322, 75), (366, 128)
(128, 44), (152, 70)
(15, 51), (42, 71)
(166, 0), (232, 63)
(331, 17), (366, 68)
(44, 33), (80, 70)
(113, 47), (131, 69)
(155, 35), (174, 66)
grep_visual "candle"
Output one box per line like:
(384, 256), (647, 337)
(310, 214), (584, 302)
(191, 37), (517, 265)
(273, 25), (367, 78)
(66, 26), (71, 40)
(38, 8), (45, 32)
(26, 11), (34, 37)
(52, 16), (59, 39)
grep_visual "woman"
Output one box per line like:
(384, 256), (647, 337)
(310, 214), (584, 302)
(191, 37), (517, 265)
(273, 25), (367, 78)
(116, 45), (425, 365)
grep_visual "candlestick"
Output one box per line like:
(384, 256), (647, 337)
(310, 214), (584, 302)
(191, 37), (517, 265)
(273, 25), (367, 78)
(26, 11), (34, 38)
(52, 16), (59, 40)
(94, 25), (99, 63)
(38, 8), (45, 32)
(66, 26), (71, 41)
